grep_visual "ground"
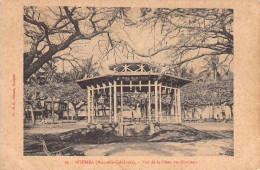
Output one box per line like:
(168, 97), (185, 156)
(74, 139), (232, 156)
(24, 121), (233, 156)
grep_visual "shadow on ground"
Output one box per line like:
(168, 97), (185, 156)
(24, 123), (233, 156)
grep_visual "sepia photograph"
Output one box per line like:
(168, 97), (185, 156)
(23, 7), (234, 156)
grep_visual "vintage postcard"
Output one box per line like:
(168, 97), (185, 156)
(1, 0), (259, 169)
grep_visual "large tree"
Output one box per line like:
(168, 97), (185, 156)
(24, 6), (129, 82)
(57, 82), (87, 119)
(113, 8), (233, 67)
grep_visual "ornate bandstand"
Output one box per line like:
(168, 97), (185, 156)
(76, 62), (191, 124)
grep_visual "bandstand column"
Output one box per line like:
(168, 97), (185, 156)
(177, 88), (182, 123)
(148, 79), (151, 122)
(120, 80), (123, 123)
(113, 80), (118, 123)
(155, 81), (158, 122)
(87, 86), (91, 123)
(174, 88), (177, 121)
(170, 89), (174, 115)
(109, 82), (112, 123)
(91, 86), (94, 123)
(130, 79), (132, 91)
(159, 83), (162, 122)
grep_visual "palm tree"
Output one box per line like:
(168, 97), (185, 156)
(200, 55), (229, 83)
(168, 65), (197, 79)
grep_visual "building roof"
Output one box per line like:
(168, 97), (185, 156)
(76, 72), (191, 89)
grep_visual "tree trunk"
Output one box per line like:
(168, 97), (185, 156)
(212, 103), (215, 119)
(24, 32), (79, 82)
(29, 104), (35, 124)
(214, 70), (217, 82)
(67, 103), (70, 121)
(72, 104), (79, 120)
(229, 105), (233, 120)
(51, 98), (55, 124)
(192, 105), (196, 118)
(23, 29), (105, 82)
(75, 110), (79, 120)
(208, 103), (211, 119)
(24, 50), (55, 82)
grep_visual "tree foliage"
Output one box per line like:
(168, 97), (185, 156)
(181, 80), (233, 106)
(24, 56), (97, 118)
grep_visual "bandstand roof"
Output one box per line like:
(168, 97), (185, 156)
(76, 72), (191, 89)
(109, 62), (152, 72)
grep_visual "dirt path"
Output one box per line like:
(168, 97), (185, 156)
(183, 122), (233, 131)
(74, 139), (232, 156)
